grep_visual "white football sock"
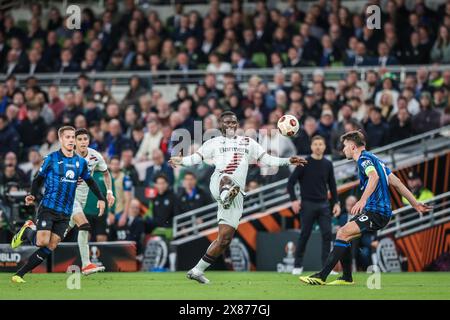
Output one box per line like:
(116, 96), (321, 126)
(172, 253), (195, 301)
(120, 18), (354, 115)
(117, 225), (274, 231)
(194, 259), (211, 273)
(78, 230), (91, 268)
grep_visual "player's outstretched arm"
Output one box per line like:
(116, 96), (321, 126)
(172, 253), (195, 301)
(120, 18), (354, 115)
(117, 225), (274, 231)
(169, 152), (203, 168)
(388, 173), (432, 215)
(258, 153), (307, 167)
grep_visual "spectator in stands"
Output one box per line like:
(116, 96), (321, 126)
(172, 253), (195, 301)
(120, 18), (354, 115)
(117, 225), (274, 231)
(24, 49), (49, 75)
(0, 114), (20, 157)
(39, 127), (59, 157)
(0, 151), (27, 189)
(401, 88), (421, 116)
(402, 171), (434, 206)
(317, 109), (335, 154)
(389, 100), (414, 142)
(185, 37), (206, 67)
(431, 26), (450, 63)
(0, 164), (26, 193)
(303, 92), (322, 120)
(206, 52), (231, 75)
(105, 119), (133, 158)
(442, 102), (450, 127)
(364, 107), (390, 149)
(174, 51), (196, 81)
(294, 116), (319, 155)
(144, 149), (174, 188)
(145, 174), (180, 233)
(121, 148), (140, 187)
(129, 124), (144, 155)
(115, 198), (145, 254)
(4, 104), (19, 130)
(177, 171), (212, 214)
(375, 42), (398, 67)
(106, 51), (124, 71)
(121, 76), (147, 109)
(412, 91), (442, 134)
(319, 34), (342, 67)
(345, 42), (371, 67)
(3, 151), (26, 180)
(47, 85), (64, 120)
(59, 91), (82, 125)
(231, 48), (254, 71)
(0, 85), (9, 115)
(54, 49), (80, 73)
(24, 147), (42, 185)
(136, 119), (163, 162)
(41, 31), (60, 70)
(3, 49), (23, 76)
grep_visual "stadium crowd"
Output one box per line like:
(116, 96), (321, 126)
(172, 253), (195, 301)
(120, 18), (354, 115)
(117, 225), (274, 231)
(1, 0), (450, 246)
(3, 0), (450, 73)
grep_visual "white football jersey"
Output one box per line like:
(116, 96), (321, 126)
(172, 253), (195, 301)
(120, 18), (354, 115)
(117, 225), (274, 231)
(75, 147), (108, 205)
(197, 135), (266, 189)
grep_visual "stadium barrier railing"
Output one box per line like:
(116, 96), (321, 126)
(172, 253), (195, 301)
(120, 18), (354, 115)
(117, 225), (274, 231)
(378, 191), (450, 238)
(2, 64), (450, 86)
(172, 125), (450, 239)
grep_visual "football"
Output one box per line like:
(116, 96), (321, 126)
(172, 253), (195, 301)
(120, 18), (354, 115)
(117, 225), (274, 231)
(277, 115), (300, 136)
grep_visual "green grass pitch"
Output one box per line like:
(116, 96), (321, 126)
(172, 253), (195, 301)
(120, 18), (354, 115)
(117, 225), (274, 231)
(2, 272), (450, 300)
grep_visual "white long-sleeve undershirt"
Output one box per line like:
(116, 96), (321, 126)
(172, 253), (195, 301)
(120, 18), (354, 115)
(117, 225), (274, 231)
(181, 152), (203, 166)
(258, 153), (291, 166)
(180, 151), (291, 167)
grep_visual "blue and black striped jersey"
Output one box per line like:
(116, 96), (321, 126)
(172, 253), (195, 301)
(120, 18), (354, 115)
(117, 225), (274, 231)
(357, 150), (392, 217)
(38, 150), (91, 215)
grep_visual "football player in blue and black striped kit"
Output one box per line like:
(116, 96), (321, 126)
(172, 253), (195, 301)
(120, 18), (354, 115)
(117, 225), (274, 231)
(300, 130), (432, 285)
(10, 126), (106, 283)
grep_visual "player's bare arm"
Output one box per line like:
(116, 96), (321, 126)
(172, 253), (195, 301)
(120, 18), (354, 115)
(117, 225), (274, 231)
(388, 173), (433, 215)
(103, 170), (115, 208)
(258, 153), (307, 167)
(169, 152), (203, 168)
(351, 170), (379, 215)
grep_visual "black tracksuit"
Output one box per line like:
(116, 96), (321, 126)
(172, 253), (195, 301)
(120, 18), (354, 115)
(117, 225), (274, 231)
(146, 189), (180, 231)
(287, 156), (339, 268)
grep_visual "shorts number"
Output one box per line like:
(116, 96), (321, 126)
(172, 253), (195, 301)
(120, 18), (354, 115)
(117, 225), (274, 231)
(358, 215), (369, 222)
(117, 230), (127, 240)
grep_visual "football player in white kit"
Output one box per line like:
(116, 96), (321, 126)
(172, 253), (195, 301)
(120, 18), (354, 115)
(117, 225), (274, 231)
(169, 111), (307, 283)
(70, 128), (115, 275)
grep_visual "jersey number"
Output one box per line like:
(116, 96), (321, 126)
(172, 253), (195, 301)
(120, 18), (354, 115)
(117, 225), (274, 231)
(117, 230), (127, 240)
